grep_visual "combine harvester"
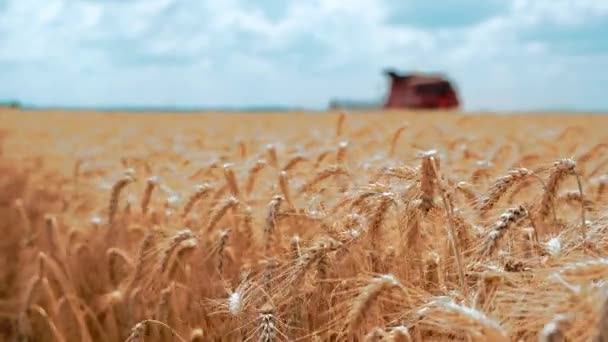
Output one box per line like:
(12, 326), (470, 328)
(330, 68), (461, 111)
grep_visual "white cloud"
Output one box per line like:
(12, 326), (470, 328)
(0, 0), (607, 111)
(512, 0), (608, 25)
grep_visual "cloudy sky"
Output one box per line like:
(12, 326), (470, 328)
(1, 0), (607, 111)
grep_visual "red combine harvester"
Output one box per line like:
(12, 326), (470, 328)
(383, 69), (460, 110)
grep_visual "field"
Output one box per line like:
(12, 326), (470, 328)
(1, 109), (608, 341)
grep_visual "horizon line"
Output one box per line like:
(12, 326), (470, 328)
(1, 101), (606, 114)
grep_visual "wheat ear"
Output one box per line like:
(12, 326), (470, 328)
(477, 167), (530, 213)
(429, 156), (468, 297)
(298, 165), (349, 194)
(262, 258), (278, 293)
(424, 298), (509, 342)
(109, 175), (134, 225)
(258, 303), (278, 342)
(181, 183), (212, 218)
(26, 305), (67, 342)
(125, 319), (186, 342)
(190, 328), (204, 342)
(481, 205), (528, 258)
(419, 151), (438, 212)
(153, 284), (174, 339)
(595, 175), (608, 202)
(107, 247), (134, 287)
(217, 229), (231, 275)
(245, 159), (267, 196)
(594, 296), (608, 342)
(223, 163), (240, 198)
(15, 199), (33, 243)
(336, 141), (348, 164)
(239, 204), (254, 248)
(456, 181), (479, 207)
(539, 314), (570, 342)
(344, 274), (402, 336)
(537, 159), (576, 221)
(290, 235), (301, 260)
(140, 176), (159, 215)
(266, 144), (278, 168)
(205, 196), (239, 235)
(129, 227), (161, 290)
(389, 125), (407, 157)
(314, 150), (333, 168)
(264, 195), (283, 255)
(282, 154), (308, 171)
(364, 327), (387, 341)
(292, 236), (341, 286)
(336, 110), (346, 138)
(237, 139), (247, 159)
(388, 326), (412, 342)
(574, 170), (587, 239)
(278, 171), (294, 209)
(368, 192), (396, 271)
(44, 215), (63, 262)
(160, 229), (196, 273)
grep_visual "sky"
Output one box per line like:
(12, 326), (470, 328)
(0, 0), (607, 112)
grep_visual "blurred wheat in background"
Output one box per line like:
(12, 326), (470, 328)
(1, 110), (608, 341)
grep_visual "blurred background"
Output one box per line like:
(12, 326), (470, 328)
(0, 0), (607, 113)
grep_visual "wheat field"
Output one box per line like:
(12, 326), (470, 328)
(1, 110), (608, 341)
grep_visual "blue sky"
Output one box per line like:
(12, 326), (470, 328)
(0, 0), (607, 111)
